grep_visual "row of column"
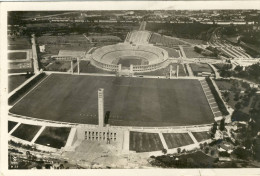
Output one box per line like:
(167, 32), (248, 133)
(85, 130), (117, 142)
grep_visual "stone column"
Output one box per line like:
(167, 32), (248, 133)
(130, 64), (133, 73)
(98, 89), (104, 127)
(77, 58), (80, 75)
(118, 64), (122, 72)
(170, 65), (172, 79)
(177, 64), (179, 78)
(71, 60), (73, 74)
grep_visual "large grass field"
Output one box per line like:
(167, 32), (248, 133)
(8, 74), (34, 93)
(11, 124), (41, 141)
(162, 133), (194, 149)
(129, 131), (163, 152)
(35, 127), (71, 149)
(10, 74), (214, 126)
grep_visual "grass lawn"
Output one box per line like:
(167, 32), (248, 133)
(88, 35), (122, 42)
(192, 131), (211, 142)
(136, 63), (186, 77)
(11, 124), (41, 142)
(149, 33), (187, 46)
(10, 74), (214, 127)
(45, 61), (71, 72)
(214, 79), (233, 90)
(35, 127), (71, 149)
(183, 47), (205, 58)
(157, 46), (180, 58)
(8, 52), (27, 60)
(8, 74), (34, 93)
(76, 61), (115, 74)
(8, 121), (18, 132)
(129, 131), (163, 152)
(162, 133), (194, 149)
(190, 63), (213, 75)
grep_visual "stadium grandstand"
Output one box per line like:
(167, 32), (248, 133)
(125, 30), (151, 44)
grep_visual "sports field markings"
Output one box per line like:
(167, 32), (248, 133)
(11, 74), (51, 108)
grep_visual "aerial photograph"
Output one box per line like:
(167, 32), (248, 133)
(6, 7), (260, 170)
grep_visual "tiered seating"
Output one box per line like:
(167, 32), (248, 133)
(92, 44), (167, 65)
(128, 31), (151, 44)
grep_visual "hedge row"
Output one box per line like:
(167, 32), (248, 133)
(8, 73), (46, 105)
(205, 77), (229, 116)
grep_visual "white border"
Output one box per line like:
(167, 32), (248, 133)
(1, 1), (260, 176)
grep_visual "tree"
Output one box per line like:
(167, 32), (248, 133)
(219, 118), (225, 131)
(177, 148), (181, 154)
(199, 143), (204, 150)
(232, 147), (251, 160)
(162, 148), (167, 155)
(235, 102), (242, 110)
(211, 122), (218, 138)
(210, 149), (215, 156)
(205, 147), (209, 154)
(234, 65), (243, 72)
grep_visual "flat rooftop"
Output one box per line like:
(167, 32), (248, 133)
(10, 74), (214, 127)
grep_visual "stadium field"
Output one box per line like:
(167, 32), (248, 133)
(162, 133), (194, 149)
(10, 74), (214, 127)
(116, 57), (148, 67)
(129, 131), (163, 152)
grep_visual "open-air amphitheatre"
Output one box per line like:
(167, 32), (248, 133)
(8, 28), (227, 157)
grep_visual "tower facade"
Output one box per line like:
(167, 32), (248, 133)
(98, 88), (104, 127)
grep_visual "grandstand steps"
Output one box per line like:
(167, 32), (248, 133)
(219, 48), (236, 58)
(225, 47), (241, 58)
(233, 48), (251, 58)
